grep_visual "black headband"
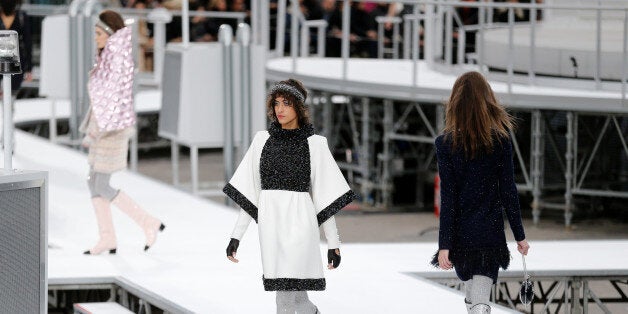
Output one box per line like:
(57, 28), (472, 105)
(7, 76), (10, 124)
(269, 82), (305, 104)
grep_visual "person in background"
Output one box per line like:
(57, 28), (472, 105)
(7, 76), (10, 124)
(81, 10), (165, 255)
(431, 71), (530, 313)
(0, 0), (32, 93)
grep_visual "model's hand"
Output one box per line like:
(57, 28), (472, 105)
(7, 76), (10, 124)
(226, 238), (240, 263)
(327, 248), (341, 269)
(24, 72), (33, 82)
(517, 240), (530, 256)
(438, 249), (453, 270)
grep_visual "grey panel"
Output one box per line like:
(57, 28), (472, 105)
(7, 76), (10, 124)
(158, 50), (183, 137)
(0, 187), (41, 313)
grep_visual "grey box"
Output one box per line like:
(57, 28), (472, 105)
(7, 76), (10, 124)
(0, 171), (47, 314)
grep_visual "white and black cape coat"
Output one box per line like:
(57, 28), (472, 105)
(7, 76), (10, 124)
(223, 123), (355, 291)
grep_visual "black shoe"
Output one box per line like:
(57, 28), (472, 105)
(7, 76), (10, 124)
(83, 248), (116, 255)
(144, 224), (166, 251)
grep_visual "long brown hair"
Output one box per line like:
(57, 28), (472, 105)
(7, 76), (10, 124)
(443, 71), (514, 158)
(266, 78), (310, 126)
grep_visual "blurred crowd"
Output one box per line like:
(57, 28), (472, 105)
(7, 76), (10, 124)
(117, 0), (543, 72)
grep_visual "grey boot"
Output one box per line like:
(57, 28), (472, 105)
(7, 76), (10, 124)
(465, 299), (472, 312)
(469, 303), (491, 314)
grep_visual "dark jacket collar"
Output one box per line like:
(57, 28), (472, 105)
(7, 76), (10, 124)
(268, 122), (315, 140)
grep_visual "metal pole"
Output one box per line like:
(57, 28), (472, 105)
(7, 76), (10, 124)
(341, 0), (350, 80)
(275, 0), (286, 57)
(382, 99), (393, 208)
(403, 15), (410, 59)
(507, 7), (514, 94)
(595, 3), (602, 89)
(3, 74), (12, 170)
(377, 20), (384, 59)
(301, 23), (309, 57)
(478, 5), (485, 73)
(445, 5), (453, 66)
(412, 5), (420, 86)
(237, 23), (251, 158)
(623, 9), (627, 105)
(425, 4), (434, 65)
(528, 1), (537, 84)
(290, 0), (299, 72)
(361, 97), (370, 202)
(181, 0), (189, 47)
(565, 112), (574, 227)
(69, 0), (83, 142)
(261, 0), (270, 51)
(251, 0), (259, 44)
(147, 8), (172, 87)
(531, 110), (542, 225)
(393, 20), (400, 59)
(220, 25), (235, 181)
(317, 24), (326, 57)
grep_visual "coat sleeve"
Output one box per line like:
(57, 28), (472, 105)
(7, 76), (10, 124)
(310, 136), (356, 226)
(223, 132), (264, 223)
(499, 137), (526, 241)
(321, 216), (340, 249)
(435, 136), (456, 250)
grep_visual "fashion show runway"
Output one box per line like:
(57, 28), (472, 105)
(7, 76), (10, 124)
(6, 131), (628, 313)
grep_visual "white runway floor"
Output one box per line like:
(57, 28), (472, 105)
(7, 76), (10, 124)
(5, 131), (628, 313)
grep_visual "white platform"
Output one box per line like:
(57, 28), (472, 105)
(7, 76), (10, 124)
(4, 131), (628, 313)
(266, 57), (628, 114)
(12, 90), (162, 125)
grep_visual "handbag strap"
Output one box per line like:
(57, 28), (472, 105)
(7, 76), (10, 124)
(522, 253), (529, 280)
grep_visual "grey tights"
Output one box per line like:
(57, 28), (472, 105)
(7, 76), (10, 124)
(464, 275), (492, 307)
(276, 291), (318, 314)
(87, 170), (119, 200)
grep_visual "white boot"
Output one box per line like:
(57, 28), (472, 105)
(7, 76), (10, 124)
(112, 191), (165, 251)
(469, 303), (491, 314)
(84, 197), (117, 255)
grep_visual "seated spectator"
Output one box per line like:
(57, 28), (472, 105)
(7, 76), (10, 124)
(327, 1), (378, 58)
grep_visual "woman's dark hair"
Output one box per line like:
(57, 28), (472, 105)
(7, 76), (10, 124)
(99, 10), (125, 34)
(0, 0), (20, 16)
(266, 78), (310, 126)
(444, 71), (514, 158)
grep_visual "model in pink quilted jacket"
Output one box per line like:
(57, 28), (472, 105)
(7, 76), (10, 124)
(82, 10), (165, 256)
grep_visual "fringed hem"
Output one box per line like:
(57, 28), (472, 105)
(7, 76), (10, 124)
(429, 245), (512, 271)
(223, 183), (259, 223)
(263, 277), (326, 291)
(317, 190), (356, 226)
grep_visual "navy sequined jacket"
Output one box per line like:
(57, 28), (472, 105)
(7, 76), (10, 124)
(435, 134), (525, 252)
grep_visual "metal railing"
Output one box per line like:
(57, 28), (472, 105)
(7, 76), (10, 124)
(272, 0), (628, 103)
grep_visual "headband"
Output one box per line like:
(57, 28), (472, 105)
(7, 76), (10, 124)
(269, 82), (305, 104)
(96, 20), (114, 35)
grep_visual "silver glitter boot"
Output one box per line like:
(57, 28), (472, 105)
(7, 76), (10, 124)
(469, 303), (491, 314)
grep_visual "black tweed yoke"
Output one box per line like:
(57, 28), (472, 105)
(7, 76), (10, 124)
(260, 122), (315, 192)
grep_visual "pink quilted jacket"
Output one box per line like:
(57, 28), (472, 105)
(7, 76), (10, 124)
(88, 27), (136, 132)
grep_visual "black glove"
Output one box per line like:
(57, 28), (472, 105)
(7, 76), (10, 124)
(327, 248), (341, 268)
(226, 238), (239, 257)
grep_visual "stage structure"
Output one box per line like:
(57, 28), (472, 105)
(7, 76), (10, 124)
(264, 0), (628, 227)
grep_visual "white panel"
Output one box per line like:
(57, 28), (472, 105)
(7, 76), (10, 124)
(39, 15), (70, 99)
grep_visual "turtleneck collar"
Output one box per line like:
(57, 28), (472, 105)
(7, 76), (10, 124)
(268, 122), (315, 140)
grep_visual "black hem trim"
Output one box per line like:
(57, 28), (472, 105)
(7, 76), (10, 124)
(223, 183), (258, 223)
(317, 190), (356, 226)
(429, 245), (512, 270)
(263, 276), (326, 291)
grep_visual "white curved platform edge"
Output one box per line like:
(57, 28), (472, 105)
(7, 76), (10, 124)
(266, 57), (628, 114)
(12, 89), (162, 124)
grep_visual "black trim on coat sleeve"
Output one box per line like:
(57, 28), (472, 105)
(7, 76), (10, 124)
(223, 183), (258, 223)
(317, 190), (356, 226)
